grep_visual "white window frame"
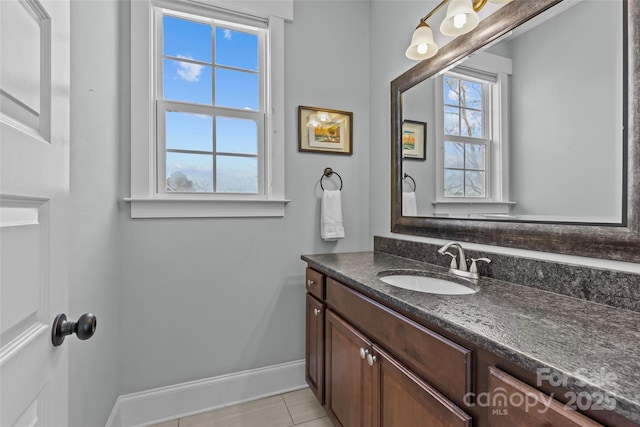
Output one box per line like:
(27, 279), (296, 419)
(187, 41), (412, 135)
(157, 9), (266, 196)
(440, 71), (492, 198)
(128, 0), (290, 218)
(433, 52), (514, 216)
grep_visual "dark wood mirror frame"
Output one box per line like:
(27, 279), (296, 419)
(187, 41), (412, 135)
(391, 0), (640, 263)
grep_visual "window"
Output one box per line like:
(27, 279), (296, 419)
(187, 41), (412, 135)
(159, 13), (263, 195)
(129, 0), (289, 218)
(443, 74), (489, 198)
(433, 53), (513, 216)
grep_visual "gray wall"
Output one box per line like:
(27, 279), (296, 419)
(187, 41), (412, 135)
(69, 1), (122, 425)
(508, 0), (623, 220)
(401, 77), (437, 216)
(117, 0), (371, 394)
(369, 1), (431, 238)
(66, 1), (638, 425)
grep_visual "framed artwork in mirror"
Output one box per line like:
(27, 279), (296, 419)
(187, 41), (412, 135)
(402, 120), (426, 160)
(298, 105), (353, 155)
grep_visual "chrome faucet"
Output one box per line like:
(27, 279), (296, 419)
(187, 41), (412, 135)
(437, 242), (491, 280)
(437, 242), (468, 271)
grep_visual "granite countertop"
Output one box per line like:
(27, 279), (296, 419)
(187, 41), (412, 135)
(301, 251), (640, 424)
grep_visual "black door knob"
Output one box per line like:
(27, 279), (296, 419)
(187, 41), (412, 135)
(52, 313), (97, 347)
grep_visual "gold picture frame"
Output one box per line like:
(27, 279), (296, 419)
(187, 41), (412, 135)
(402, 120), (427, 160)
(298, 106), (353, 155)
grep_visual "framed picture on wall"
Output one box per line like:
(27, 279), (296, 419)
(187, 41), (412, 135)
(402, 120), (426, 160)
(298, 106), (353, 155)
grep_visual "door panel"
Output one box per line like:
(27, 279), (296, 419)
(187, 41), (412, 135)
(373, 345), (472, 427)
(325, 310), (373, 427)
(305, 293), (324, 403)
(0, 0), (70, 425)
(488, 367), (602, 427)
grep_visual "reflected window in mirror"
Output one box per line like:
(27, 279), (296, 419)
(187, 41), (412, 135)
(431, 54), (513, 217)
(442, 73), (489, 197)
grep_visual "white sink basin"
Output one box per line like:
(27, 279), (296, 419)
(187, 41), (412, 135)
(379, 274), (477, 295)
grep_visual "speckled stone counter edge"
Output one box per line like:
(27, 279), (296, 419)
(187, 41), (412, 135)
(375, 236), (640, 312)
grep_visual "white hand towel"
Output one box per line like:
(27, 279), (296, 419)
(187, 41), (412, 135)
(321, 190), (345, 241)
(402, 191), (418, 216)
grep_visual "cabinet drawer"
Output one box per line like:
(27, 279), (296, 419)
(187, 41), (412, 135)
(326, 278), (471, 402)
(305, 268), (324, 300)
(488, 367), (603, 426)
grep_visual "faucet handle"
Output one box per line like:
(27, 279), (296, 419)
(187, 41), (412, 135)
(441, 251), (458, 270)
(469, 257), (491, 274)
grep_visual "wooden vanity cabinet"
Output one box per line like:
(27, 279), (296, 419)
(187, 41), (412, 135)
(325, 310), (471, 427)
(373, 344), (472, 427)
(325, 310), (373, 427)
(326, 277), (472, 405)
(306, 293), (324, 403)
(487, 367), (603, 427)
(305, 268), (325, 403)
(305, 267), (324, 300)
(304, 267), (630, 427)
(314, 270), (472, 427)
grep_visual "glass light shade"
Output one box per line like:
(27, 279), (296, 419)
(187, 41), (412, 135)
(405, 23), (439, 60)
(440, 0), (480, 36)
(306, 114), (319, 128)
(317, 111), (331, 122)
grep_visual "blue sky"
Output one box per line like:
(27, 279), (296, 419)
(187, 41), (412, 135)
(162, 15), (260, 193)
(163, 16), (259, 109)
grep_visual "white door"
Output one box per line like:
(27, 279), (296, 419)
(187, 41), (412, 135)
(0, 0), (70, 425)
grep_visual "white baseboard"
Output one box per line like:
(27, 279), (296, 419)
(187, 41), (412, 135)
(105, 359), (306, 427)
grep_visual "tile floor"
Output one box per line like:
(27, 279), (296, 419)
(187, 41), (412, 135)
(149, 387), (332, 427)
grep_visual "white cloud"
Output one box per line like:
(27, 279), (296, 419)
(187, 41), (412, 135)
(223, 29), (232, 40)
(176, 55), (203, 83)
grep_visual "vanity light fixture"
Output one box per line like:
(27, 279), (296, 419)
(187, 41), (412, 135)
(406, 0), (512, 60)
(317, 111), (331, 122)
(307, 111), (333, 127)
(405, 21), (439, 60)
(306, 115), (320, 128)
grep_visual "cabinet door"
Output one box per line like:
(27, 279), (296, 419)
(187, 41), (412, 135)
(306, 293), (324, 403)
(373, 345), (472, 427)
(326, 310), (373, 427)
(488, 367), (603, 427)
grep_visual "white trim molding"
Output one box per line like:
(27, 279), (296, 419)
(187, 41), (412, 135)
(128, 0), (288, 218)
(124, 197), (291, 218)
(188, 0), (293, 21)
(105, 359), (306, 427)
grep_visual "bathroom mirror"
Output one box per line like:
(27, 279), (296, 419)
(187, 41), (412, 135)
(391, 0), (640, 262)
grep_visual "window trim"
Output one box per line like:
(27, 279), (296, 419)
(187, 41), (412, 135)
(441, 71), (492, 199)
(128, 0), (289, 218)
(433, 52), (513, 215)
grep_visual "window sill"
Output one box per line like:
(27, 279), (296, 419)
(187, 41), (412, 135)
(124, 197), (291, 218)
(432, 200), (516, 216)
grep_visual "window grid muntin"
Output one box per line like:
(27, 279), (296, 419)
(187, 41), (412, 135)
(157, 104), (264, 195)
(444, 139), (489, 198)
(156, 8), (266, 196)
(443, 74), (488, 140)
(442, 72), (492, 199)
